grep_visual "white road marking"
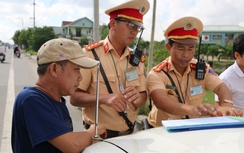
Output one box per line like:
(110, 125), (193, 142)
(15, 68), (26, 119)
(0, 52), (15, 153)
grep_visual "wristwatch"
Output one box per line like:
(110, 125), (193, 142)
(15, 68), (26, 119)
(223, 99), (233, 104)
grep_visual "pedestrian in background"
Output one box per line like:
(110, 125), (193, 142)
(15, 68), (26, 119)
(215, 33), (244, 111)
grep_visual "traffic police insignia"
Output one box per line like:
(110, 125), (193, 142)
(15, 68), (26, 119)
(153, 61), (170, 72)
(184, 21), (194, 30)
(139, 6), (146, 15)
(190, 63), (197, 70)
(84, 41), (103, 51)
(104, 42), (109, 53)
(190, 63), (207, 72)
(140, 54), (146, 63)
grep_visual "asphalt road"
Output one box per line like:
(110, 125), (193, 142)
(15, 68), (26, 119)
(0, 48), (83, 152)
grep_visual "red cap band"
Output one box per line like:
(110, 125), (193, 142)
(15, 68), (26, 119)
(109, 8), (143, 22)
(168, 27), (198, 40)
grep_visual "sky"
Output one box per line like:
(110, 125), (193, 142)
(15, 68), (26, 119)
(1, 0), (244, 44)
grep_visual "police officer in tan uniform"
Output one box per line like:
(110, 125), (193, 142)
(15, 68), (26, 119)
(70, 0), (149, 138)
(147, 16), (244, 127)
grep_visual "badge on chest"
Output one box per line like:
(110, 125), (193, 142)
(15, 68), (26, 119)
(125, 68), (138, 82)
(190, 85), (203, 96)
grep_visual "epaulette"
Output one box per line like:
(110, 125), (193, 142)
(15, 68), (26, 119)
(84, 41), (103, 51)
(190, 63), (207, 72)
(153, 61), (169, 72)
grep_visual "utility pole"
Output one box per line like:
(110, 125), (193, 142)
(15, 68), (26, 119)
(147, 0), (156, 72)
(18, 17), (24, 29)
(93, 0), (100, 42)
(33, 0), (35, 29)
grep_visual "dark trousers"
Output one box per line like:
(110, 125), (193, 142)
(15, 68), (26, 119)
(83, 122), (130, 138)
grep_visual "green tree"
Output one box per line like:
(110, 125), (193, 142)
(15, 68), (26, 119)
(79, 36), (89, 46)
(207, 45), (219, 60)
(149, 40), (168, 65)
(19, 29), (32, 49)
(12, 30), (21, 45)
(29, 26), (56, 51)
(154, 40), (165, 50)
(100, 24), (109, 40)
(217, 44), (233, 68)
(153, 47), (169, 65)
(131, 38), (149, 51)
(225, 43), (233, 57)
(200, 44), (209, 61)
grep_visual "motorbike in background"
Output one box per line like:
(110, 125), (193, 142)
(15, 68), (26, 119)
(0, 44), (6, 63)
(15, 50), (20, 58)
(0, 52), (6, 63)
(14, 45), (21, 58)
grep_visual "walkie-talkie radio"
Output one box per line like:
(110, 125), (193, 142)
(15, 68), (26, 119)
(129, 29), (144, 66)
(195, 36), (205, 80)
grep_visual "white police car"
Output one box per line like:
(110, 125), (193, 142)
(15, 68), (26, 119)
(83, 123), (244, 153)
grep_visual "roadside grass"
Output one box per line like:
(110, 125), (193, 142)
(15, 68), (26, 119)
(25, 50), (37, 55)
(202, 89), (215, 105)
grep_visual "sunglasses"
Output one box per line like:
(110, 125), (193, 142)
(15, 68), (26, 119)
(115, 18), (143, 32)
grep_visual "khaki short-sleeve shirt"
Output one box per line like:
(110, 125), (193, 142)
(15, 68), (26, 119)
(78, 36), (147, 131)
(147, 57), (222, 127)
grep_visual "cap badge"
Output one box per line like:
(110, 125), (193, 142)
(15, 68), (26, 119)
(184, 22), (194, 30)
(139, 6), (146, 15)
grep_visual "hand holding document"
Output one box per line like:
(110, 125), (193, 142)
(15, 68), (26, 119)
(162, 116), (244, 132)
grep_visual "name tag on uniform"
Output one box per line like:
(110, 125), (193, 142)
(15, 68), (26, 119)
(125, 68), (138, 82)
(190, 85), (203, 96)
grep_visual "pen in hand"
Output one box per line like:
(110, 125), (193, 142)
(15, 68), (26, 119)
(119, 83), (129, 109)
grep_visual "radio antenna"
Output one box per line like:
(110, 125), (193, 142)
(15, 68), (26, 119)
(197, 35), (202, 61)
(134, 29), (144, 47)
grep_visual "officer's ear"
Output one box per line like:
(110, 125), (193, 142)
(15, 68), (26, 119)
(165, 43), (171, 52)
(109, 19), (116, 30)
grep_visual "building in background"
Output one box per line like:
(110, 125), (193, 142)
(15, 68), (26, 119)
(53, 17), (94, 43)
(202, 25), (244, 47)
(52, 26), (63, 37)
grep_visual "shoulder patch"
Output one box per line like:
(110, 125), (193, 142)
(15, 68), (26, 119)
(190, 63), (208, 72)
(140, 54), (146, 63)
(190, 63), (197, 70)
(208, 67), (218, 76)
(153, 61), (169, 72)
(84, 41), (103, 51)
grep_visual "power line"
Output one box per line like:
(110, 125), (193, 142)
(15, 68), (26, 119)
(35, 0), (55, 24)
(35, 0), (69, 26)
(50, 0), (79, 25)
(33, 0), (35, 28)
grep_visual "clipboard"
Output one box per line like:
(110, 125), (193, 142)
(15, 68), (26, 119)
(162, 116), (244, 132)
